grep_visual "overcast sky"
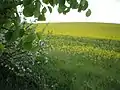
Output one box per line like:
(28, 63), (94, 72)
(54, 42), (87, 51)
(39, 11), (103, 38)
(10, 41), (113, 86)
(43, 0), (120, 24)
(19, 0), (120, 24)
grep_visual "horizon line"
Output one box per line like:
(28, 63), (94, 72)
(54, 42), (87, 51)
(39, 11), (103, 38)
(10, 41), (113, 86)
(33, 21), (120, 25)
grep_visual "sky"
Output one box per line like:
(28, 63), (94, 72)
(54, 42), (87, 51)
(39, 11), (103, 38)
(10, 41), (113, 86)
(19, 0), (120, 24)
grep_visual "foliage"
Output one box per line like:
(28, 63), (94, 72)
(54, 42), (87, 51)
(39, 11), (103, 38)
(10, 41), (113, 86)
(0, 0), (91, 56)
(0, 0), (91, 89)
(0, 0), (91, 25)
(0, 22), (45, 89)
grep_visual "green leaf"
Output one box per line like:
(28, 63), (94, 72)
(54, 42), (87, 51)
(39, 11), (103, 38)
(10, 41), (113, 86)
(67, 0), (70, 4)
(78, 0), (87, 12)
(42, 0), (49, 4)
(19, 29), (25, 37)
(23, 42), (32, 50)
(86, 9), (91, 17)
(11, 28), (21, 41)
(0, 43), (4, 51)
(42, 7), (47, 14)
(23, 4), (34, 17)
(48, 6), (52, 13)
(58, 7), (63, 13)
(49, 0), (54, 7)
(58, 0), (65, 5)
(34, 10), (40, 18)
(24, 33), (36, 43)
(23, 0), (32, 6)
(36, 32), (42, 39)
(78, 4), (82, 12)
(31, 45), (39, 52)
(53, 0), (58, 5)
(80, 0), (86, 6)
(70, 0), (78, 9)
(34, 1), (41, 17)
(63, 8), (70, 15)
(5, 31), (13, 42)
(82, 0), (88, 11)
(58, 5), (66, 13)
(38, 14), (46, 21)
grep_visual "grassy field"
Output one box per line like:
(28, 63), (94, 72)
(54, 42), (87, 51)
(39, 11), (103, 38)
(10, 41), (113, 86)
(36, 22), (120, 40)
(36, 22), (120, 90)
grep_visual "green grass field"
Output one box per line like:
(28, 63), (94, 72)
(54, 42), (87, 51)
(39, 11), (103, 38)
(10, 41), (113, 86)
(36, 22), (120, 40)
(36, 22), (120, 90)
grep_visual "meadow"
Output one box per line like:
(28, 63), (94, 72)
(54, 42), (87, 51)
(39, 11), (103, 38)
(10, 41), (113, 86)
(36, 22), (120, 90)
(36, 22), (120, 40)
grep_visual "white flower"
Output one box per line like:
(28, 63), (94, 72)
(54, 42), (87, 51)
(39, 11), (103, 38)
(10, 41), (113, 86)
(11, 68), (14, 71)
(45, 60), (48, 63)
(39, 40), (46, 47)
